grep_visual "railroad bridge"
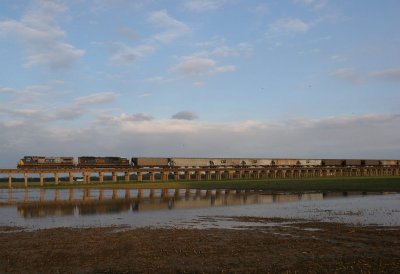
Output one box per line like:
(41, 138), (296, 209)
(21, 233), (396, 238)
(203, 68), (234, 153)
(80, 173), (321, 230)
(1, 166), (399, 188)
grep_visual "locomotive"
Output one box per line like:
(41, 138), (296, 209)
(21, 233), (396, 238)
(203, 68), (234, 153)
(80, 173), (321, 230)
(17, 156), (399, 169)
(18, 156), (74, 168)
(18, 156), (129, 169)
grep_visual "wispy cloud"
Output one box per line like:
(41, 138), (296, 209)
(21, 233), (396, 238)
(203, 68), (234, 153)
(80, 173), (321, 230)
(268, 18), (310, 34)
(172, 111), (199, 120)
(110, 42), (155, 64)
(369, 69), (400, 82)
(148, 10), (190, 43)
(211, 43), (253, 57)
(331, 68), (400, 84)
(0, 0), (85, 68)
(183, 0), (226, 12)
(170, 56), (235, 77)
(294, 0), (329, 10)
(75, 92), (119, 105)
(331, 68), (364, 85)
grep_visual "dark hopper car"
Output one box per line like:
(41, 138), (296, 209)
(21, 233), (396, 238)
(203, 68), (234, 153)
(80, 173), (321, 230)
(77, 156), (130, 168)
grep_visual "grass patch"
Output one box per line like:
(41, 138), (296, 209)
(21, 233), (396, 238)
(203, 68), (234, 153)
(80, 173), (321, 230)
(1, 176), (400, 192)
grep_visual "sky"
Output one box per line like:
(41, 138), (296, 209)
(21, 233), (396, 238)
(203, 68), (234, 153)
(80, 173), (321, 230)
(0, 0), (399, 168)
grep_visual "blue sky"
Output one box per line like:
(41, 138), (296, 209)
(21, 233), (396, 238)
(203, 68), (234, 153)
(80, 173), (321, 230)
(0, 0), (399, 167)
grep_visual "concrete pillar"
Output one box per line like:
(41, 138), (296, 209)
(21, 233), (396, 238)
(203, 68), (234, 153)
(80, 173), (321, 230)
(99, 172), (104, 183)
(137, 189), (142, 199)
(253, 171), (260, 179)
(40, 172), (44, 187)
(82, 172), (87, 183)
(185, 171), (191, 181)
(206, 171), (212, 180)
(54, 172), (59, 185)
(24, 172), (28, 188)
(69, 172), (74, 184)
(8, 173), (12, 189)
(235, 171), (241, 179)
(149, 172), (155, 182)
(216, 171), (221, 180)
(162, 171), (169, 181)
(112, 172), (117, 182)
(149, 189), (155, 199)
(137, 172), (143, 182)
(195, 171), (201, 180)
(125, 172), (130, 182)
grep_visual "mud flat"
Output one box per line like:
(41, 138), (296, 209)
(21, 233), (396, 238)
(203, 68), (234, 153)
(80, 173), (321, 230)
(1, 217), (399, 273)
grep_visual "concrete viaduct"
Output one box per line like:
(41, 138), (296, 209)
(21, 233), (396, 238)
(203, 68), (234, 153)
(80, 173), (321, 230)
(1, 165), (399, 188)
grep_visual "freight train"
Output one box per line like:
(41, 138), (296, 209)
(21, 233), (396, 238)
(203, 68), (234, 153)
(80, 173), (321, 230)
(17, 156), (399, 169)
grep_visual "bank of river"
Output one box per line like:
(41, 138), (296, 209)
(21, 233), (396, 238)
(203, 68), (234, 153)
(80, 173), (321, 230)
(1, 218), (399, 273)
(1, 187), (399, 273)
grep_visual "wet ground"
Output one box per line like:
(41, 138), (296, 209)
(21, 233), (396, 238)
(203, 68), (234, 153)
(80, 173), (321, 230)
(1, 189), (399, 273)
(1, 217), (399, 273)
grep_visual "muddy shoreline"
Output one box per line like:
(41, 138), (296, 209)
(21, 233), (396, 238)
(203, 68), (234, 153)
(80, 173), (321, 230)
(1, 217), (399, 273)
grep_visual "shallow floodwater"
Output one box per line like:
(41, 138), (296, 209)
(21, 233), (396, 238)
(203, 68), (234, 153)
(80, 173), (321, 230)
(0, 188), (399, 230)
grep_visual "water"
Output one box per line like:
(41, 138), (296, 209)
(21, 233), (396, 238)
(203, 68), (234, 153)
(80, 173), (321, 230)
(0, 188), (399, 230)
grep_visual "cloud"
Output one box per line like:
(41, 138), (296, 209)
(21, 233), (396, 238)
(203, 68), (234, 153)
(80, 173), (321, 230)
(148, 10), (190, 43)
(171, 56), (215, 76)
(330, 55), (346, 63)
(117, 27), (139, 40)
(331, 68), (364, 85)
(183, 0), (226, 12)
(331, 68), (400, 84)
(170, 56), (235, 77)
(0, 87), (17, 94)
(1, 112), (400, 167)
(171, 111), (199, 120)
(294, 0), (328, 10)
(0, 0), (85, 68)
(268, 18), (310, 34)
(369, 69), (400, 82)
(211, 43), (253, 57)
(110, 43), (155, 63)
(75, 92), (119, 105)
(251, 3), (269, 14)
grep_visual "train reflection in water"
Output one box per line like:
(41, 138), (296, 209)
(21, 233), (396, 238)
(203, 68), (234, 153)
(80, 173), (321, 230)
(3, 188), (376, 219)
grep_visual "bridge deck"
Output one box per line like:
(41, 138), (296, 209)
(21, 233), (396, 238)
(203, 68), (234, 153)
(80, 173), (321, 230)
(0, 166), (399, 188)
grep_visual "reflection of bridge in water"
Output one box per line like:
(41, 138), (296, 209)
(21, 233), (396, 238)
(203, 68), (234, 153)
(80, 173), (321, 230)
(0, 188), (380, 218)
